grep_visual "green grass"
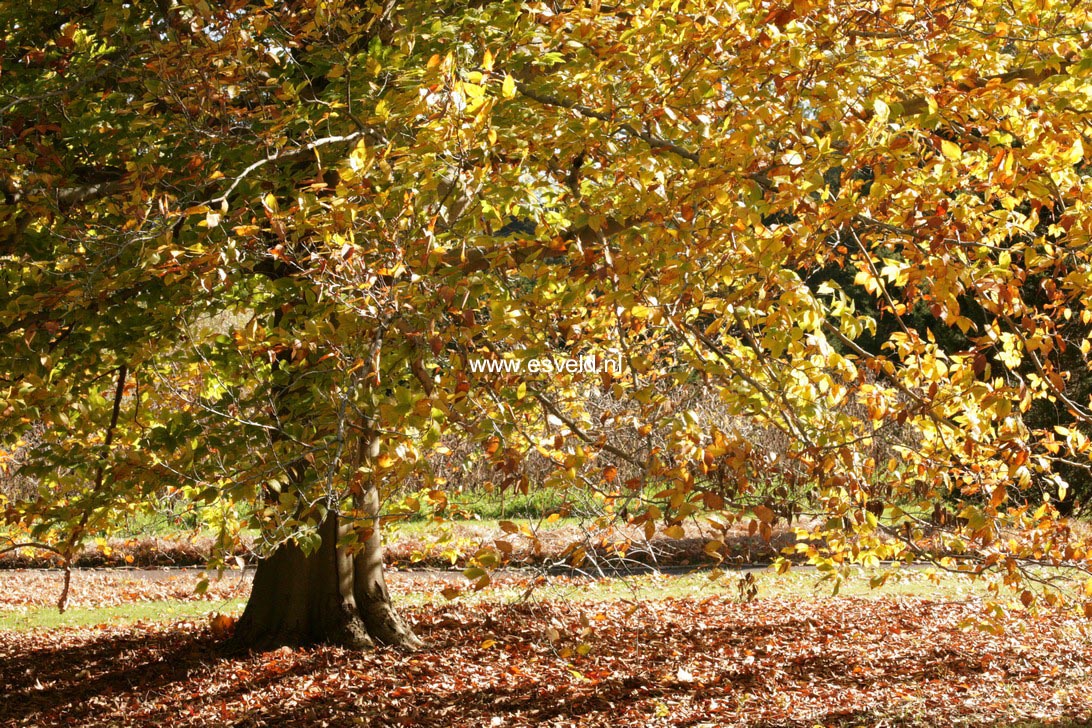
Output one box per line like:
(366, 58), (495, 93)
(384, 514), (580, 539)
(391, 480), (696, 525)
(0, 598), (246, 631)
(44, 477), (806, 546)
(0, 565), (990, 632)
(523, 564), (991, 603)
(393, 488), (614, 523)
(448, 488), (574, 520)
(98, 487), (598, 541)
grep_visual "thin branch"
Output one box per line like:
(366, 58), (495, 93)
(0, 541), (64, 558)
(210, 132), (364, 206)
(849, 227), (915, 340)
(528, 388), (643, 469)
(514, 81), (700, 164)
(58, 363), (127, 612)
(679, 319), (813, 448)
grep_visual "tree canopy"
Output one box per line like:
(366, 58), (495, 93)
(2, 0), (1092, 644)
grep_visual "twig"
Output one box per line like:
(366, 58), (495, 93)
(58, 364), (127, 613)
(514, 81), (700, 164)
(210, 133), (364, 206)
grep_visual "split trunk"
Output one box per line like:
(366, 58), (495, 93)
(232, 488), (421, 650)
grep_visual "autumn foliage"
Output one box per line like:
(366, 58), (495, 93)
(2, 0), (1092, 644)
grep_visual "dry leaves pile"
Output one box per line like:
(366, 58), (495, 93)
(0, 568), (561, 610)
(0, 569), (250, 609)
(0, 520), (794, 571)
(3, 593), (1092, 726)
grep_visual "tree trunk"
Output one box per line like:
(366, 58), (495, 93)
(230, 299), (419, 650)
(231, 502), (422, 651)
(352, 472), (423, 648)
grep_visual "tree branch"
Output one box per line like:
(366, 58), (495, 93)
(58, 363), (127, 613)
(514, 81), (700, 164)
(210, 132), (365, 206)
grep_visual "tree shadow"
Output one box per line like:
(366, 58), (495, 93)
(1, 601), (1088, 727)
(0, 628), (323, 725)
(2, 629), (222, 724)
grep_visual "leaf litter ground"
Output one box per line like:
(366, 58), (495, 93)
(2, 569), (1092, 726)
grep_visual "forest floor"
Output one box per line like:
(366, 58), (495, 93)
(2, 567), (1092, 727)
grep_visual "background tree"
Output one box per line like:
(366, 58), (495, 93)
(2, 0), (1091, 648)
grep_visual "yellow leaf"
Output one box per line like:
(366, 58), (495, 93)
(941, 139), (962, 161)
(873, 98), (889, 123)
(502, 74), (516, 100)
(1063, 137), (1085, 166)
(482, 48), (494, 72)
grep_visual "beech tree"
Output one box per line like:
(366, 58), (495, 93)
(2, 0), (1091, 648)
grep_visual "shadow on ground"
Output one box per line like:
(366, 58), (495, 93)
(2, 597), (1091, 727)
